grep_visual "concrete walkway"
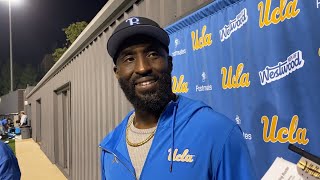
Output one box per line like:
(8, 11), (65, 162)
(15, 138), (66, 180)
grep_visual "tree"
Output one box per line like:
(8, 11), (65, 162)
(52, 47), (68, 62)
(0, 62), (10, 96)
(52, 21), (88, 62)
(0, 62), (37, 96)
(64, 21), (88, 45)
(18, 64), (37, 88)
(13, 63), (23, 89)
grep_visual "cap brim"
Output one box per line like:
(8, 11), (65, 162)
(107, 25), (169, 60)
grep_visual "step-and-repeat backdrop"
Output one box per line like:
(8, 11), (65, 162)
(166, 0), (320, 178)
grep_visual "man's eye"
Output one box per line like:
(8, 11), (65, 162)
(147, 52), (159, 58)
(123, 56), (134, 62)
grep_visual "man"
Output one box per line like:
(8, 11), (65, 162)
(100, 16), (256, 180)
(0, 141), (21, 179)
(19, 111), (27, 127)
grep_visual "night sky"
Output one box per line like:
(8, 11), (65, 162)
(0, 0), (107, 67)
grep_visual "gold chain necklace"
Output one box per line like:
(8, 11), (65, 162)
(126, 116), (156, 147)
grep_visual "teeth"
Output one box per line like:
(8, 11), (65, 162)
(141, 82), (151, 86)
(137, 80), (155, 86)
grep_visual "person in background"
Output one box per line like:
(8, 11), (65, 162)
(0, 118), (8, 138)
(19, 111), (27, 127)
(0, 141), (21, 179)
(6, 117), (16, 139)
(100, 16), (256, 180)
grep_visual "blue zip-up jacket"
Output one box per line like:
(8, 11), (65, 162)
(0, 141), (21, 180)
(100, 96), (256, 180)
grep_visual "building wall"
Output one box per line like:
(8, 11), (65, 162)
(26, 0), (212, 179)
(0, 89), (24, 115)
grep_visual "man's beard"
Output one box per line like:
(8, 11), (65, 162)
(118, 72), (173, 115)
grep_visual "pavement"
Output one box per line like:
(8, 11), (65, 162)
(15, 138), (67, 180)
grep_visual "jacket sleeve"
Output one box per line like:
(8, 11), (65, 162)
(0, 158), (21, 180)
(214, 125), (257, 180)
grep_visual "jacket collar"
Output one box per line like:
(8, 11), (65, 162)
(99, 96), (180, 152)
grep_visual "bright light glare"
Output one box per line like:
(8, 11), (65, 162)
(0, 0), (23, 6)
(10, 0), (23, 6)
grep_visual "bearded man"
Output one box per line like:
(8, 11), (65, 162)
(100, 16), (256, 180)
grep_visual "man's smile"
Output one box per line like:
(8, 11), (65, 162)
(134, 78), (158, 92)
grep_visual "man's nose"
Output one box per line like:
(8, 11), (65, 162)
(134, 55), (152, 75)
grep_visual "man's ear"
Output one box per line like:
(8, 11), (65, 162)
(168, 56), (173, 73)
(113, 65), (120, 79)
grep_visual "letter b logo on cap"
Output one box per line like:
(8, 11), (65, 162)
(126, 17), (140, 26)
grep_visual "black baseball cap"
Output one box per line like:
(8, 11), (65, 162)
(107, 16), (170, 62)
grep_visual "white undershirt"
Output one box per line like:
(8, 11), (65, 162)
(126, 113), (157, 179)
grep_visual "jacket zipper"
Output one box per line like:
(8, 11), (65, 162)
(99, 146), (137, 180)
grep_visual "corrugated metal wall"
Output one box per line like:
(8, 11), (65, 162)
(26, 0), (212, 179)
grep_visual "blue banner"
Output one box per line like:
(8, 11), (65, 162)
(165, 0), (320, 178)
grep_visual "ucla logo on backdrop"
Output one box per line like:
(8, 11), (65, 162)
(172, 38), (187, 57)
(168, 148), (195, 163)
(172, 75), (189, 93)
(258, 0), (300, 28)
(235, 115), (252, 140)
(221, 63), (250, 90)
(195, 72), (213, 92)
(220, 8), (248, 42)
(261, 115), (309, 145)
(259, 50), (304, 86)
(191, 25), (213, 51)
